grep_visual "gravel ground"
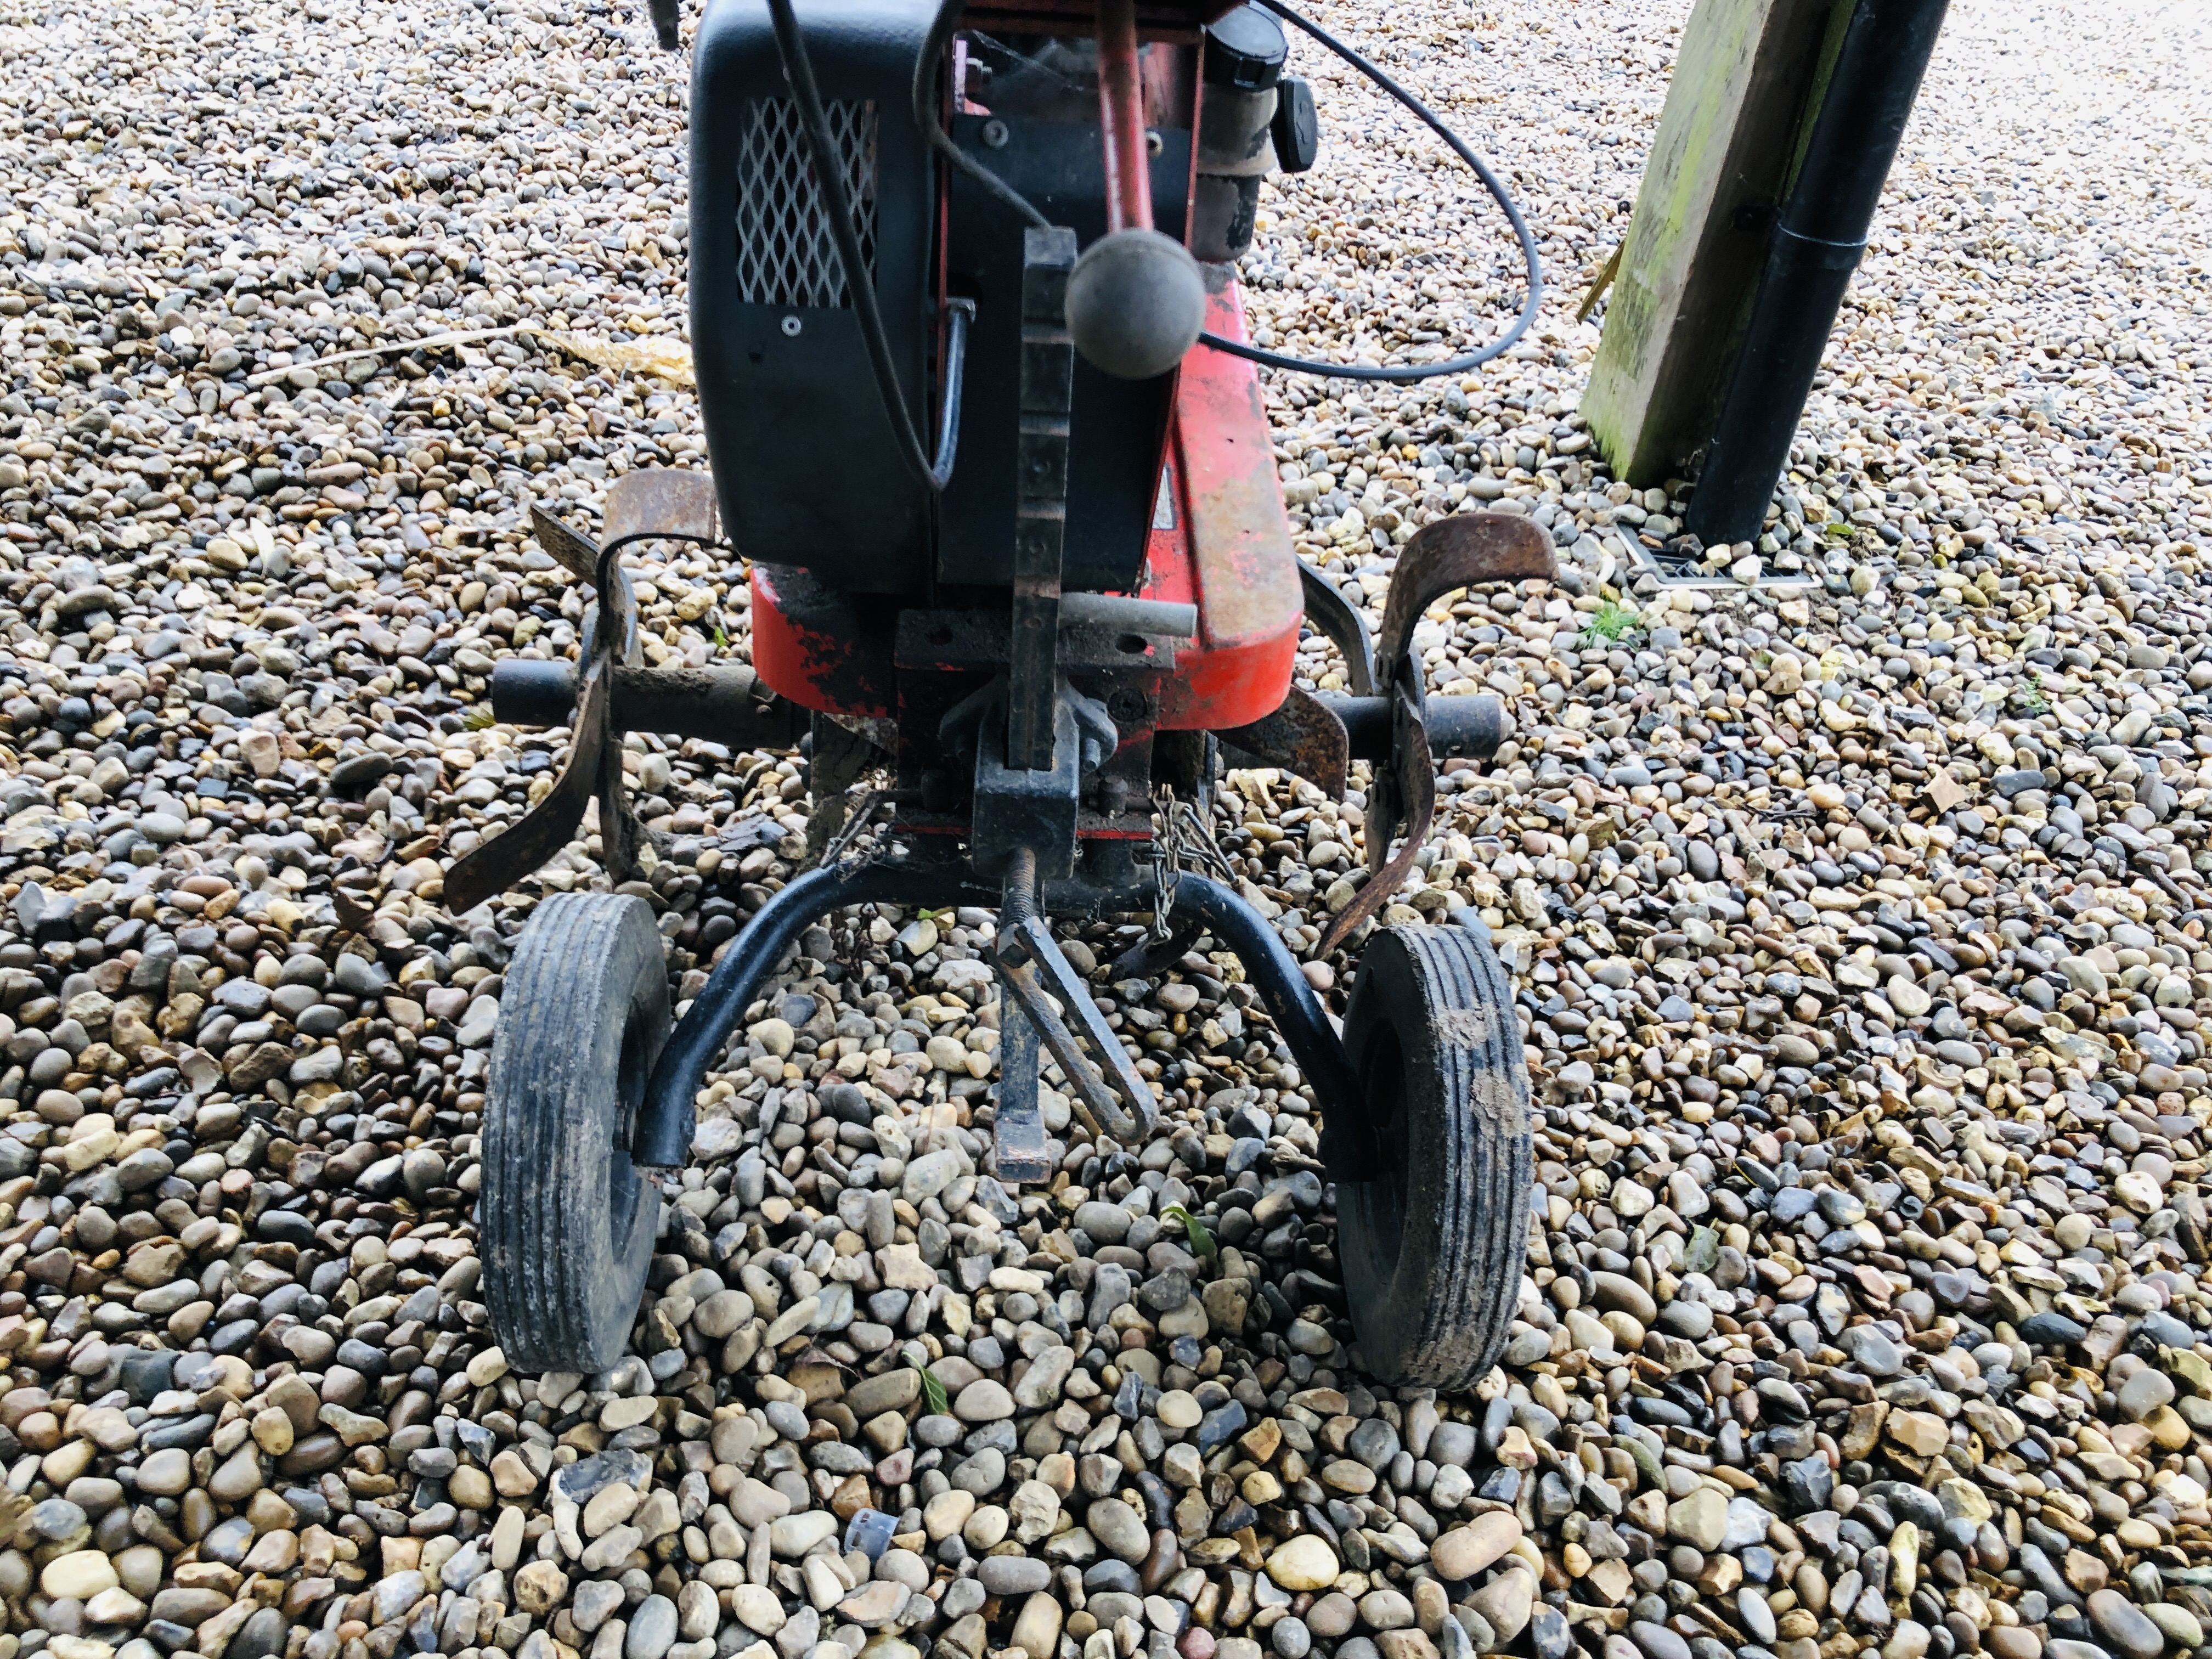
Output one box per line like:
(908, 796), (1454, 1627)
(4, 6), (2212, 1659)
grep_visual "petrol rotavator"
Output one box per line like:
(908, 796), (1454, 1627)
(442, 0), (1550, 1388)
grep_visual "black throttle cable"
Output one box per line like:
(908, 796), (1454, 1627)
(770, 0), (1542, 482)
(763, 0), (974, 488)
(908, 0), (1543, 383)
(913, 0), (1053, 232)
(1210, 0), (1543, 381)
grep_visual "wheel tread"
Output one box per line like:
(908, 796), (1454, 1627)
(482, 892), (667, 1372)
(1338, 923), (1532, 1390)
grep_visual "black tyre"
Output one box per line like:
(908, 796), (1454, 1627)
(482, 892), (669, 1373)
(1338, 923), (1532, 1390)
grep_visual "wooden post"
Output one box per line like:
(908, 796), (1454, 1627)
(1582, 0), (1850, 487)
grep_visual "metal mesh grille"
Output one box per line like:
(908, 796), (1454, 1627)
(736, 98), (878, 309)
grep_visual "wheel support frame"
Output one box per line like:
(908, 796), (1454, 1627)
(633, 856), (1380, 1183)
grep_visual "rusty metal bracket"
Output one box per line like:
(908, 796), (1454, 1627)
(1373, 512), (1557, 676)
(1318, 514), (1554, 955)
(1319, 681), (1435, 955)
(606, 466), (718, 548)
(1218, 684), (1351, 799)
(592, 471), (722, 679)
(529, 505), (600, 583)
(1110, 918), (1206, 979)
(445, 659), (616, 916)
(805, 714), (889, 861)
(533, 503), (639, 667)
(596, 727), (650, 889)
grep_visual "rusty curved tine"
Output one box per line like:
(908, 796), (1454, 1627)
(447, 505), (629, 912)
(594, 475), (722, 882)
(596, 732), (651, 890)
(530, 505), (601, 583)
(804, 717), (888, 861)
(1218, 684), (1351, 800)
(1296, 558), (1376, 696)
(1374, 513), (1558, 677)
(444, 662), (616, 916)
(1314, 515), (1555, 956)
(1110, 918), (1206, 980)
(603, 467), (719, 546)
(449, 476), (721, 910)
(1319, 685), (1435, 957)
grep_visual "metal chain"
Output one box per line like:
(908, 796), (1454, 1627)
(1147, 788), (1242, 940)
(1176, 797), (1242, 887)
(820, 788), (890, 873)
(1149, 786), (1184, 941)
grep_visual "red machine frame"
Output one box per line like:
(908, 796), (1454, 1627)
(751, 283), (1300, 738)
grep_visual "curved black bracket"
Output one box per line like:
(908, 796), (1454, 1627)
(1166, 877), (1374, 1182)
(634, 858), (996, 1166)
(629, 864), (1376, 1182)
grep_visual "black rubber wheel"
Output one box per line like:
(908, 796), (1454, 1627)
(482, 891), (669, 1373)
(1337, 923), (1532, 1390)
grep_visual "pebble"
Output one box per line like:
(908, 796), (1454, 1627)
(2087, 1590), (2165, 1659)
(1467, 1567), (1534, 1643)
(979, 1556), (1053, 1597)
(1431, 1513), (1521, 1581)
(952, 1378), (1014, 1421)
(625, 1595), (679, 1659)
(1089, 1496), (1152, 1563)
(41, 1550), (119, 1601)
(1013, 1592), (1064, 1659)
(1267, 1536), (1342, 1593)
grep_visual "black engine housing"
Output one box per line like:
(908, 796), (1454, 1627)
(691, 0), (937, 595)
(691, 0), (1187, 598)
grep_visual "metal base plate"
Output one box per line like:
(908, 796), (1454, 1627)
(1628, 538), (1822, 590)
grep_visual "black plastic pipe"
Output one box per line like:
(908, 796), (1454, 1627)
(1683, 0), (1950, 549)
(489, 659), (810, 751)
(1318, 692), (1511, 763)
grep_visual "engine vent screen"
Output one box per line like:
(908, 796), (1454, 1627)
(735, 97), (878, 309)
